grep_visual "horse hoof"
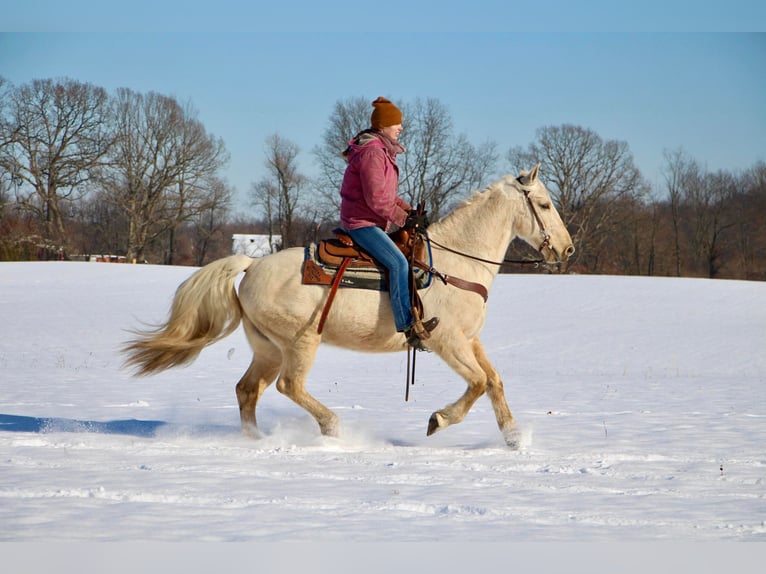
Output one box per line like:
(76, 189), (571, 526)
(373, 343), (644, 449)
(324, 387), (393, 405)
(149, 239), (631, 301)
(502, 427), (526, 450)
(504, 432), (520, 449)
(427, 412), (446, 436)
(321, 419), (341, 438)
(241, 424), (262, 439)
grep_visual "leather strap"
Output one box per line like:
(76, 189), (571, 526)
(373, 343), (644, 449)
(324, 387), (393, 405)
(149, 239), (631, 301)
(317, 257), (351, 334)
(413, 260), (488, 303)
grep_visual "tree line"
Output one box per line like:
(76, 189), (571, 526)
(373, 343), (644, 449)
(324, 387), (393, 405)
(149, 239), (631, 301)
(0, 77), (231, 265)
(1, 77), (764, 280)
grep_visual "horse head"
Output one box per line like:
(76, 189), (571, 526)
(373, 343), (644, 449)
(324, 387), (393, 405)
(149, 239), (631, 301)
(512, 164), (575, 265)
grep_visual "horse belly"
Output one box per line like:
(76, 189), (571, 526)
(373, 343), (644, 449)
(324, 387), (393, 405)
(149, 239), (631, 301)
(320, 288), (403, 352)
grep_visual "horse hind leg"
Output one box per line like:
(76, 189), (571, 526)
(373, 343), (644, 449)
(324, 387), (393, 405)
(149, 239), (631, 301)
(235, 320), (282, 438)
(275, 336), (340, 437)
(235, 355), (280, 438)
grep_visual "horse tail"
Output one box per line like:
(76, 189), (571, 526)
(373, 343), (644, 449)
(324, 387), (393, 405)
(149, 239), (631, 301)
(122, 255), (256, 376)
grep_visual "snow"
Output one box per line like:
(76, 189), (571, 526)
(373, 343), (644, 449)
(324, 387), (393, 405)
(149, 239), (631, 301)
(1, 261), (765, 564)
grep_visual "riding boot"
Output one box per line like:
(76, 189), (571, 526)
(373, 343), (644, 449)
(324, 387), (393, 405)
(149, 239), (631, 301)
(405, 317), (440, 352)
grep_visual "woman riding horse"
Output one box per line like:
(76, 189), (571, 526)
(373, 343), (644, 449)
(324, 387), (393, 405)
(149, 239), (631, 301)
(339, 97), (438, 351)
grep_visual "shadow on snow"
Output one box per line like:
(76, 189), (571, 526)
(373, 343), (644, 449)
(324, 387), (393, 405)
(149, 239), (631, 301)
(0, 413), (167, 437)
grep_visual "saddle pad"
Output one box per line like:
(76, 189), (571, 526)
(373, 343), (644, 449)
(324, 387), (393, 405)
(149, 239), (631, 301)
(303, 244), (388, 291)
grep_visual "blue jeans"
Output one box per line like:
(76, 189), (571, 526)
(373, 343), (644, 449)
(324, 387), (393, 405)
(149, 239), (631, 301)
(347, 225), (414, 332)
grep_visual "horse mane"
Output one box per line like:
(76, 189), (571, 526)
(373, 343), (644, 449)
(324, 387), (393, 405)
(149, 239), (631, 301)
(431, 175), (518, 236)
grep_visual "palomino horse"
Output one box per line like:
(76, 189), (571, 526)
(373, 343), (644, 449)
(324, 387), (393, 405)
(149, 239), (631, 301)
(123, 165), (574, 447)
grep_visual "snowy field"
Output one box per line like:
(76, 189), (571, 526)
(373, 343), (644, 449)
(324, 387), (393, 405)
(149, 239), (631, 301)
(1, 261), (765, 569)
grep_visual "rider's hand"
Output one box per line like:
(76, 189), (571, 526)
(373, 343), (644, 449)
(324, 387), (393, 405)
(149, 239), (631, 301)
(405, 210), (430, 229)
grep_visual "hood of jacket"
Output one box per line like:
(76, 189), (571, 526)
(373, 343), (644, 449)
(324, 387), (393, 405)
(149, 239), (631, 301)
(343, 130), (405, 162)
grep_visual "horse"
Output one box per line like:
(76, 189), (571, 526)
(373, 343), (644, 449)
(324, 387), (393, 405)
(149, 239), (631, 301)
(123, 165), (574, 447)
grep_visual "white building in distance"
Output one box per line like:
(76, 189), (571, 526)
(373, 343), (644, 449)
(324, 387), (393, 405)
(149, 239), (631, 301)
(231, 234), (282, 258)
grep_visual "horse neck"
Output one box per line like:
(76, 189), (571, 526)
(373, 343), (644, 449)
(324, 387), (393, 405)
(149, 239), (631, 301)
(430, 184), (520, 272)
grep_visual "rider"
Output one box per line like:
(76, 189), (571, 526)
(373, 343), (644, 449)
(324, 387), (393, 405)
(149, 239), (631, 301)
(339, 96), (438, 351)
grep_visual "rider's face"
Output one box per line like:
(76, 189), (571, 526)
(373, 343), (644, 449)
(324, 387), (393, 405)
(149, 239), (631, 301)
(379, 123), (403, 141)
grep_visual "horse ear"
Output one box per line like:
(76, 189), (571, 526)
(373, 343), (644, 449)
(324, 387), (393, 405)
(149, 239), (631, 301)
(529, 163), (540, 182)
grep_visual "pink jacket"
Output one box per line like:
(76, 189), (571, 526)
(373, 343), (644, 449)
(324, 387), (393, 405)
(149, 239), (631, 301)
(340, 134), (410, 231)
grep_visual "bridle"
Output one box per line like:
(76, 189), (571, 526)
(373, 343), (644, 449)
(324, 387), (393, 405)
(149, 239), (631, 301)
(519, 179), (553, 254)
(427, 179), (555, 268)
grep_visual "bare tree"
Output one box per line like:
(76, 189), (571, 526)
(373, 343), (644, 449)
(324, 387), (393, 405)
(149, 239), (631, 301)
(0, 78), (113, 250)
(398, 98), (498, 217)
(660, 151), (741, 278)
(187, 176), (232, 266)
(250, 134), (307, 249)
(162, 105), (230, 264)
(76, 187), (129, 256)
(686, 168), (737, 278)
(99, 88), (179, 262)
(98, 89), (229, 263)
(661, 148), (696, 276)
(250, 179), (277, 248)
(733, 162), (766, 279)
(0, 172), (9, 219)
(0, 76), (13, 150)
(508, 124), (647, 272)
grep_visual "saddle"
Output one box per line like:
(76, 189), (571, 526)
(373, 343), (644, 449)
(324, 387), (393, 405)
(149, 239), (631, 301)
(318, 231), (376, 267)
(302, 227), (428, 335)
(303, 227), (424, 285)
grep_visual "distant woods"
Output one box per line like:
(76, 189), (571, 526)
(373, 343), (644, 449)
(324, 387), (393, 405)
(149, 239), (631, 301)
(508, 127), (766, 279)
(1, 77), (764, 280)
(0, 77), (232, 265)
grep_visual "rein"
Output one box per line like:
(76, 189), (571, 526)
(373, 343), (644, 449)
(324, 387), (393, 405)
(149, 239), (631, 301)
(427, 236), (545, 268)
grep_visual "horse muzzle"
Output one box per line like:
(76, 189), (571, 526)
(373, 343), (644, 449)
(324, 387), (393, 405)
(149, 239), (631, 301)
(542, 242), (575, 264)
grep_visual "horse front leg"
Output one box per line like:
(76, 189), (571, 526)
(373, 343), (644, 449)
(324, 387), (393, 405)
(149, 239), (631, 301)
(428, 337), (520, 448)
(471, 338), (520, 448)
(427, 337), (488, 436)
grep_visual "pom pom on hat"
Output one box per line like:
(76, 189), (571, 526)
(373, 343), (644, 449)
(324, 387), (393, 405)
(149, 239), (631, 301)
(370, 97), (403, 129)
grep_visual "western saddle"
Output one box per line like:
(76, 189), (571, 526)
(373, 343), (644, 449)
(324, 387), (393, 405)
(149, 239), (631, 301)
(303, 226), (429, 336)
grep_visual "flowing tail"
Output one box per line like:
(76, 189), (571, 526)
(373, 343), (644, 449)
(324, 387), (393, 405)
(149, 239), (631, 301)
(122, 255), (255, 376)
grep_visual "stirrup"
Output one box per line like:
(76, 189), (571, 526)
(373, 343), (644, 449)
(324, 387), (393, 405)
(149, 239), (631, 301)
(405, 317), (439, 352)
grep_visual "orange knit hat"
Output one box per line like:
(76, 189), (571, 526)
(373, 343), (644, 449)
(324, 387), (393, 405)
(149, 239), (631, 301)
(370, 97), (403, 129)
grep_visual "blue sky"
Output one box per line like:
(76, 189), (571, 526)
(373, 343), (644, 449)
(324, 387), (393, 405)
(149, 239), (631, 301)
(1, 22), (765, 213)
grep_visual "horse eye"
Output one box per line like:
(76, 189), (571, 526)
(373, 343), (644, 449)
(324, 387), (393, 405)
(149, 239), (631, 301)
(540, 201), (551, 210)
